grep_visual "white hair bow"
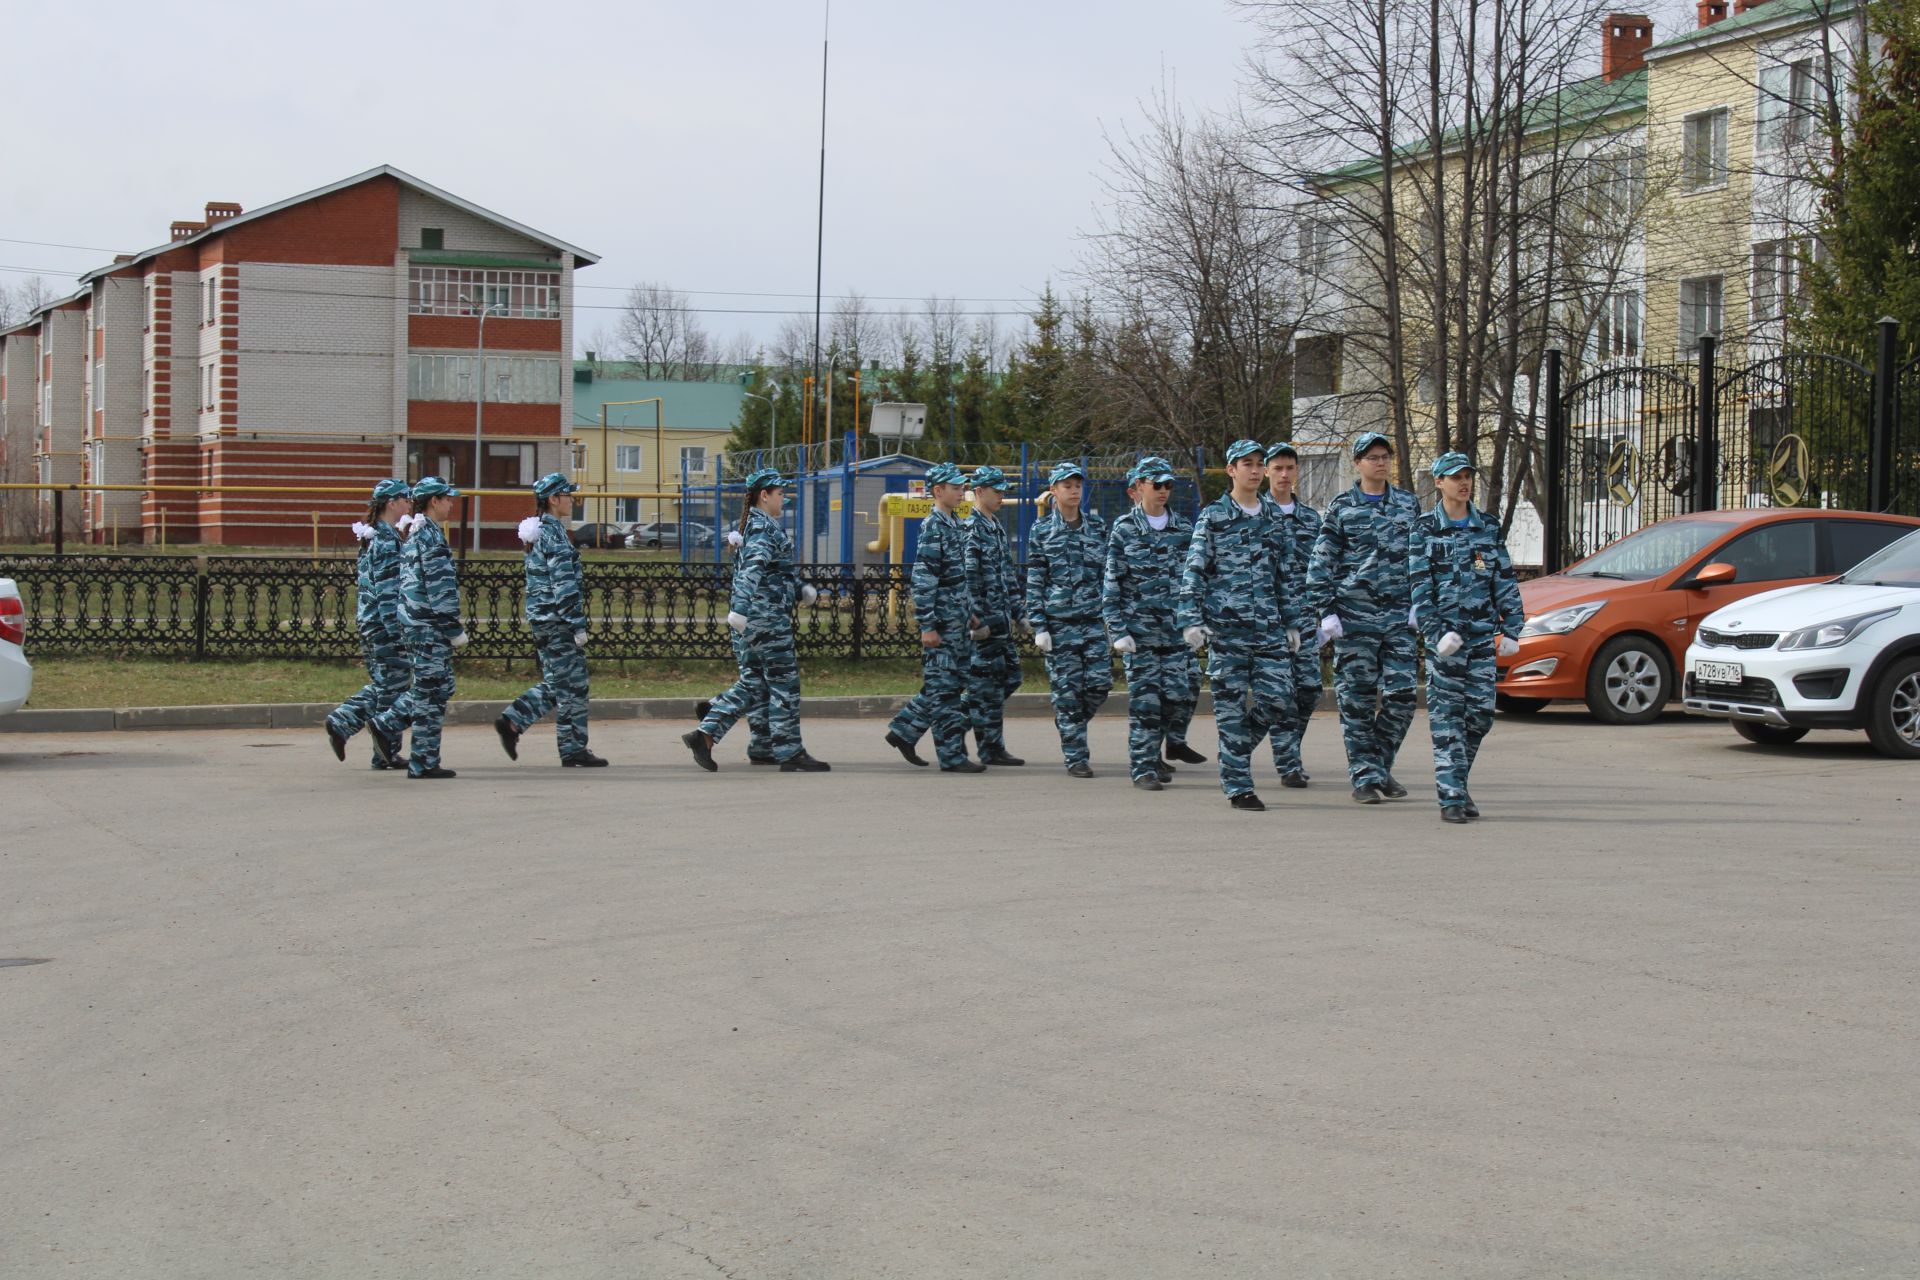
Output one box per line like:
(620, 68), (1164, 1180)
(350, 521), (376, 542)
(517, 516), (543, 545)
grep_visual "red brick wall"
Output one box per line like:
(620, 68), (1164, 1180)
(141, 442), (201, 543)
(197, 176), (401, 269)
(408, 314), (562, 352)
(196, 439), (392, 547)
(405, 400), (561, 437)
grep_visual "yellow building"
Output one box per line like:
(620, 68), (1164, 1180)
(568, 363), (739, 527)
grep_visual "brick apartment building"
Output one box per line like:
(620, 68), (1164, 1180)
(0, 165), (597, 547)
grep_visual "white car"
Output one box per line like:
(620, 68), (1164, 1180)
(1682, 529), (1920, 757)
(0, 578), (30, 715)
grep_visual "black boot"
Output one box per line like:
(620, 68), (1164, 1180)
(326, 724), (347, 762)
(1230, 792), (1266, 811)
(695, 699), (713, 721)
(1066, 761), (1094, 779)
(494, 715), (520, 761)
(1440, 805), (1470, 824)
(1154, 761), (1174, 783)
(408, 766), (458, 780)
(369, 754), (406, 772)
(562, 750), (609, 767)
(749, 755), (779, 766)
(682, 729), (717, 772)
(1379, 776), (1409, 800)
(886, 730), (930, 767)
(1463, 797), (1481, 819)
(371, 726), (402, 767)
(979, 745), (1026, 766)
(1133, 775), (1164, 791)
(1351, 784), (1384, 805)
(941, 760), (988, 774)
(780, 752), (832, 772)
(1166, 742), (1207, 764)
(1280, 771), (1309, 789)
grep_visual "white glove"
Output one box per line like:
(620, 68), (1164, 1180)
(1182, 625), (1211, 653)
(1321, 614), (1344, 641)
(800, 584), (819, 606)
(1113, 635), (1137, 655)
(1287, 628), (1301, 654)
(450, 631), (470, 649)
(1497, 635), (1521, 657)
(1436, 630), (1464, 657)
(725, 529), (743, 549)
(726, 611), (748, 634)
(1033, 631), (1053, 654)
(1408, 604), (1420, 628)
(573, 630), (589, 649)
(971, 624), (991, 641)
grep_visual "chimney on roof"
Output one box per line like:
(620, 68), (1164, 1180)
(204, 201), (242, 224)
(169, 221), (205, 241)
(113, 254), (134, 264)
(1733, 0), (1767, 12)
(1601, 13), (1654, 81)
(1697, 0), (1729, 26)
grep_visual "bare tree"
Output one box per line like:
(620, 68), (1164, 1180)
(613, 283), (713, 380)
(0, 276), (56, 329)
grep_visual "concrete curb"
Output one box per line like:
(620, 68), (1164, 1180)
(0, 689), (1389, 733)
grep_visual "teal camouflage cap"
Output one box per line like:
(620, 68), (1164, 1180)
(411, 476), (460, 500)
(532, 472), (579, 500)
(1430, 451), (1475, 478)
(925, 461), (968, 487)
(1127, 456), (1175, 484)
(1047, 460), (1087, 485)
(1263, 441), (1299, 462)
(742, 467), (788, 491)
(969, 465), (1009, 491)
(1225, 438), (1264, 464)
(371, 478), (411, 503)
(1352, 431), (1394, 458)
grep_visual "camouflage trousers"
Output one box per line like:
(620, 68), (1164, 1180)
(727, 632), (776, 762)
(965, 632), (1025, 754)
(503, 622), (591, 759)
(1331, 628), (1419, 789)
(1041, 620), (1113, 768)
(1164, 650), (1199, 750)
(1122, 645), (1199, 781)
(890, 632), (977, 769)
(372, 627), (456, 775)
(327, 628), (410, 766)
(1426, 639), (1497, 808)
(700, 628), (804, 763)
(1206, 641), (1297, 798)
(1264, 644), (1325, 776)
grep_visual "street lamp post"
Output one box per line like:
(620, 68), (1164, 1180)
(742, 387), (779, 457)
(460, 293), (506, 551)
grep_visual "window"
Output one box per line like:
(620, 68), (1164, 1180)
(141, 367), (150, 415)
(483, 442), (536, 488)
(615, 497), (642, 523)
(407, 266), (562, 318)
(1678, 276), (1723, 352)
(1825, 521), (1908, 574)
(1590, 147), (1646, 224)
(614, 444), (643, 472)
(680, 446), (708, 477)
(1751, 239), (1809, 324)
(1711, 520), (1816, 583)
(1598, 292), (1642, 360)
(1757, 59), (1818, 153)
(406, 353), (562, 403)
(92, 356), (104, 408)
(1294, 334), (1342, 398)
(203, 276), (217, 326)
(420, 228), (444, 250)
(200, 361), (217, 411)
(1682, 108), (1729, 190)
(143, 280), (154, 330)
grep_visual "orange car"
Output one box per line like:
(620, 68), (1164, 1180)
(1496, 509), (1920, 723)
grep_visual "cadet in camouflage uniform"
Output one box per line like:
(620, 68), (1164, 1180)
(1177, 439), (1304, 810)
(370, 476), (467, 779)
(962, 465), (1025, 766)
(1260, 442), (1325, 789)
(495, 473), (607, 768)
(1305, 432), (1425, 804)
(1409, 453), (1524, 822)
(683, 470), (829, 773)
(1025, 461), (1112, 777)
(885, 462), (984, 772)
(326, 479), (413, 770)
(1103, 456), (1193, 791)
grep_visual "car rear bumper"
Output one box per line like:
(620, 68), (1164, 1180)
(0, 643), (31, 715)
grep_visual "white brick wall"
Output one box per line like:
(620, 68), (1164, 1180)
(94, 276), (146, 527)
(397, 188), (552, 257)
(235, 262), (398, 438)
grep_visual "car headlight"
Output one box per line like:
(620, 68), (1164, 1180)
(1519, 600), (1605, 637)
(1777, 608), (1897, 651)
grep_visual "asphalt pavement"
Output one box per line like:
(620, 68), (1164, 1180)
(3, 709), (1915, 1278)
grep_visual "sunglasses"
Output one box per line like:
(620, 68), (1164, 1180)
(1150, 480), (1173, 491)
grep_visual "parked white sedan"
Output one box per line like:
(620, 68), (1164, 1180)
(1683, 529), (1920, 757)
(0, 578), (30, 715)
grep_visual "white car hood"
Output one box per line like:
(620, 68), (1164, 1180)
(1703, 582), (1918, 631)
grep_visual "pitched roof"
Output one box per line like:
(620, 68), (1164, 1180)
(1645, 0), (1857, 61)
(78, 165), (598, 285)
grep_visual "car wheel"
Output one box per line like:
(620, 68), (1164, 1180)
(1584, 635), (1670, 725)
(1731, 720), (1809, 747)
(1865, 656), (1920, 760)
(1495, 693), (1549, 715)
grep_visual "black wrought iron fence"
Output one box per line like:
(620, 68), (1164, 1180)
(0, 555), (943, 661)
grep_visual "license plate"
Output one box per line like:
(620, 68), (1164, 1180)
(1695, 659), (1744, 685)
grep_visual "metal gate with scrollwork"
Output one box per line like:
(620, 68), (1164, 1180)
(1551, 359), (1698, 565)
(1710, 349), (1875, 513)
(1896, 353), (1920, 517)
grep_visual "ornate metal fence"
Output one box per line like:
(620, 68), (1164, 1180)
(1896, 353), (1920, 518)
(1712, 349), (1875, 512)
(1554, 360), (1698, 565)
(0, 556), (938, 661)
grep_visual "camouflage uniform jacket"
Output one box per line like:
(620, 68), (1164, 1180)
(523, 513), (587, 630)
(964, 509), (1020, 635)
(1177, 493), (1301, 642)
(1103, 505), (1194, 650)
(730, 508), (800, 629)
(355, 520), (404, 636)
(397, 516), (463, 638)
(1407, 503), (1525, 645)
(1305, 482), (1423, 631)
(1024, 508), (1110, 632)
(912, 505), (974, 636)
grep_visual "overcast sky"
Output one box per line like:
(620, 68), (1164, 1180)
(4, 0), (1254, 350)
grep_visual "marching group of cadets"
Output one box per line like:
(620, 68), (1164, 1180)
(326, 432), (1523, 823)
